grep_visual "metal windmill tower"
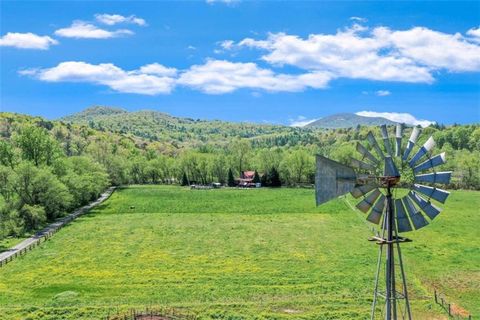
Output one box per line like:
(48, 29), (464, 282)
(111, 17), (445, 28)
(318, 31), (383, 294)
(315, 124), (451, 320)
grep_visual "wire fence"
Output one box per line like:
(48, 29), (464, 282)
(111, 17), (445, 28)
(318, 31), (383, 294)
(105, 307), (197, 320)
(434, 289), (472, 319)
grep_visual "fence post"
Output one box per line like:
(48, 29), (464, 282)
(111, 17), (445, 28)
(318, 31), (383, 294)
(448, 303), (451, 316)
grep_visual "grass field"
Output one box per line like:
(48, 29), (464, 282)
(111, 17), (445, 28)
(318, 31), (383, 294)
(0, 186), (478, 319)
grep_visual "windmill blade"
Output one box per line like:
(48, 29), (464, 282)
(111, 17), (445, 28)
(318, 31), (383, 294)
(415, 172), (452, 185)
(403, 127), (422, 161)
(395, 123), (403, 157)
(356, 188), (381, 213)
(413, 153), (446, 174)
(367, 131), (384, 160)
(384, 156), (400, 177)
(409, 136), (436, 168)
(367, 194), (386, 224)
(315, 155), (357, 205)
(351, 184), (377, 198)
(350, 157), (377, 171)
(380, 124), (394, 156)
(394, 199), (412, 232)
(403, 196), (429, 230)
(409, 191), (442, 220)
(356, 142), (380, 165)
(413, 184), (450, 203)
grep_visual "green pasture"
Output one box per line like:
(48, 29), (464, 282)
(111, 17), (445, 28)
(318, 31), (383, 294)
(0, 186), (478, 319)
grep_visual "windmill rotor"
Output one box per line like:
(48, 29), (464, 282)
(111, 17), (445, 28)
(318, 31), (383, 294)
(314, 123), (452, 320)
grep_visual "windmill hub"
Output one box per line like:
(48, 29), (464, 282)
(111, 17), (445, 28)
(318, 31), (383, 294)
(379, 176), (401, 187)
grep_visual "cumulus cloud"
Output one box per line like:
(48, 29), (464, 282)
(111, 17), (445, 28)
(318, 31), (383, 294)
(139, 63), (177, 77)
(95, 14), (146, 26)
(350, 16), (367, 23)
(376, 90), (391, 96)
(54, 21), (133, 39)
(177, 59), (332, 94)
(289, 116), (318, 127)
(20, 61), (176, 95)
(373, 26), (480, 72)
(467, 27), (480, 43)
(235, 25), (480, 83)
(21, 60), (333, 95)
(220, 40), (234, 50)
(0, 32), (58, 49)
(356, 111), (434, 127)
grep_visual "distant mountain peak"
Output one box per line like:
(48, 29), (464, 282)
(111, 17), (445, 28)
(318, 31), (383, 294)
(305, 112), (398, 129)
(62, 106), (127, 121)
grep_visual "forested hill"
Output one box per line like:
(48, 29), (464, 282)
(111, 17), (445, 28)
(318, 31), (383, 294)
(60, 106), (313, 149)
(306, 113), (397, 128)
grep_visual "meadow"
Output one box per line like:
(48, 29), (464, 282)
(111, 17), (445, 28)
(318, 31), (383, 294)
(0, 186), (478, 319)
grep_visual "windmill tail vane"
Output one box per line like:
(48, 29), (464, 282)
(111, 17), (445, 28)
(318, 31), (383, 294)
(315, 123), (452, 320)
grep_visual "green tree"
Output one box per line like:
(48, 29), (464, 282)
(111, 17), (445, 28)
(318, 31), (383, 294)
(285, 149), (311, 184)
(181, 172), (189, 186)
(268, 167), (282, 187)
(0, 140), (17, 168)
(227, 168), (235, 187)
(14, 162), (72, 220)
(14, 125), (60, 166)
(253, 170), (260, 183)
(230, 139), (251, 175)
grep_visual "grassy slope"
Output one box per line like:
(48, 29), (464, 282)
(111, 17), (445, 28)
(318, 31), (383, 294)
(0, 186), (477, 319)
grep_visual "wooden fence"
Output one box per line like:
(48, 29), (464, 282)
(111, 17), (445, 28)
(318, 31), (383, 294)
(434, 289), (472, 319)
(106, 307), (196, 320)
(0, 187), (115, 267)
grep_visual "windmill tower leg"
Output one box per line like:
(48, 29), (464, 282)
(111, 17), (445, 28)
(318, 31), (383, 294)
(371, 184), (412, 320)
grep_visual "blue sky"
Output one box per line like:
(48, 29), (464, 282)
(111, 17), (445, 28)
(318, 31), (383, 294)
(1, 1), (479, 126)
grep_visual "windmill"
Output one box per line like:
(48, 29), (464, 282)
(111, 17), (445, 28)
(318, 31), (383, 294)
(315, 124), (451, 320)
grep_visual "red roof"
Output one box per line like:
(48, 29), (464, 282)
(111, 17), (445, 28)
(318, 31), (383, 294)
(241, 171), (256, 179)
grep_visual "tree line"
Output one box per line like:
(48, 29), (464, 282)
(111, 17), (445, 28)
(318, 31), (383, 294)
(0, 112), (479, 241)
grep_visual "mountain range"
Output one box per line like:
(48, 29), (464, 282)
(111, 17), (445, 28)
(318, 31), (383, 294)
(305, 113), (397, 128)
(58, 106), (401, 148)
(61, 106), (398, 130)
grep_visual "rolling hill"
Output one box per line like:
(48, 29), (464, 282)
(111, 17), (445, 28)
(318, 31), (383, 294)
(305, 113), (398, 129)
(59, 107), (402, 148)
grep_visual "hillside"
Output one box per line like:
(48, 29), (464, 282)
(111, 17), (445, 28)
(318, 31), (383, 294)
(306, 113), (398, 128)
(60, 106), (314, 148)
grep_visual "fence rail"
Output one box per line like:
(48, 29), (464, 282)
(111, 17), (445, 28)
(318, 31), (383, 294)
(434, 289), (472, 319)
(0, 187), (116, 267)
(106, 307), (197, 320)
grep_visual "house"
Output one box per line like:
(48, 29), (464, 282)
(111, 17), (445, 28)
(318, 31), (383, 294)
(238, 171), (261, 187)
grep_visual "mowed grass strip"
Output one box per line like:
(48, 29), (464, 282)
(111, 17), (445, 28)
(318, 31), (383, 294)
(0, 186), (478, 319)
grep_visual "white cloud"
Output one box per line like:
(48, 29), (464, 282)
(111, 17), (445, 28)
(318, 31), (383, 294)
(235, 25), (480, 83)
(54, 21), (133, 39)
(356, 111), (434, 127)
(467, 27), (480, 43)
(95, 14), (146, 26)
(220, 40), (234, 50)
(373, 26), (480, 72)
(238, 30), (434, 83)
(376, 90), (391, 96)
(20, 61), (176, 95)
(0, 32), (58, 50)
(139, 63), (177, 77)
(289, 116), (318, 127)
(177, 59), (332, 94)
(350, 16), (367, 23)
